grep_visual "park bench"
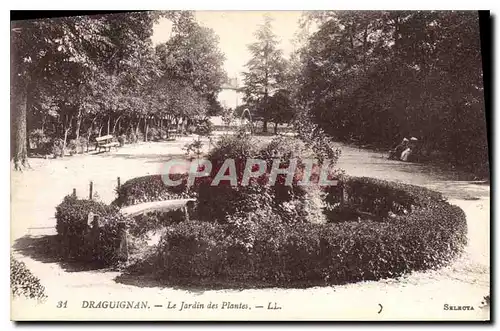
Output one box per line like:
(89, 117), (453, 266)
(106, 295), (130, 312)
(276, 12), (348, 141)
(167, 129), (179, 139)
(95, 135), (119, 152)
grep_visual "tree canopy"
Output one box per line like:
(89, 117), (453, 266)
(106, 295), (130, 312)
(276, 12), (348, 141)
(11, 11), (227, 169)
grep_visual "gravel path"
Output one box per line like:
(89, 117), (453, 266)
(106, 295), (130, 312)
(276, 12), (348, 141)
(11, 137), (490, 321)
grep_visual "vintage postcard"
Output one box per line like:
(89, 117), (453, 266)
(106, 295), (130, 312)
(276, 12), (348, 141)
(10, 10), (490, 321)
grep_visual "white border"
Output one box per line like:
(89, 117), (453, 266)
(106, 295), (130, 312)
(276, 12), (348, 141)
(2, 1), (497, 330)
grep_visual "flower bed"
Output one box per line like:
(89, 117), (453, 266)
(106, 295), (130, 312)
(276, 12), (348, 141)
(153, 177), (467, 287)
(114, 135), (467, 287)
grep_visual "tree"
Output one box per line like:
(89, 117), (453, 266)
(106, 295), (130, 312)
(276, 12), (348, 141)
(206, 94), (224, 116)
(297, 11), (487, 176)
(155, 17), (227, 126)
(11, 12), (228, 167)
(242, 15), (287, 133)
(11, 12), (169, 167)
(156, 20), (227, 97)
(11, 15), (110, 169)
(267, 89), (295, 134)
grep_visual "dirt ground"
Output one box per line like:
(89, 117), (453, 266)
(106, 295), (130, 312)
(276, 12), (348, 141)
(10, 136), (490, 321)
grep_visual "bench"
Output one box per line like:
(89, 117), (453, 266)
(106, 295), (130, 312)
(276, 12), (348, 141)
(167, 129), (180, 139)
(95, 135), (119, 152)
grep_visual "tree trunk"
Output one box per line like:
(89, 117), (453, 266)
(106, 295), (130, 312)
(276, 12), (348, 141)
(11, 80), (29, 170)
(274, 122), (278, 135)
(144, 117), (148, 142)
(112, 115), (123, 134)
(262, 119), (268, 133)
(11, 27), (30, 170)
(75, 108), (82, 139)
(41, 115), (46, 133)
(62, 114), (72, 156)
(63, 127), (70, 157)
(107, 115), (111, 135)
(135, 117), (141, 135)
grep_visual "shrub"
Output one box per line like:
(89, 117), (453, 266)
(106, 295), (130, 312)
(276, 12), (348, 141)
(197, 181), (274, 223)
(78, 136), (89, 153)
(67, 137), (89, 154)
(113, 174), (194, 207)
(127, 132), (138, 144)
(197, 134), (268, 222)
(155, 178), (467, 287)
(194, 119), (214, 137)
(294, 107), (342, 164)
(198, 135), (334, 224)
(29, 129), (47, 150)
(147, 127), (160, 141)
(118, 134), (126, 147)
(158, 128), (167, 140)
(183, 139), (205, 158)
(55, 195), (136, 265)
(29, 129), (55, 155)
(68, 139), (78, 155)
(51, 138), (65, 158)
(136, 131), (145, 142)
(68, 137), (89, 155)
(129, 209), (188, 238)
(324, 176), (446, 221)
(11, 256), (47, 301)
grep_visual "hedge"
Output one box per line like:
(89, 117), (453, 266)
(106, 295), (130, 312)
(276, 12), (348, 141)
(11, 256), (47, 300)
(325, 176), (446, 221)
(197, 135), (338, 225)
(55, 195), (136, 265)
(154, 177), (467, 287)
(113, 174), (194, 207)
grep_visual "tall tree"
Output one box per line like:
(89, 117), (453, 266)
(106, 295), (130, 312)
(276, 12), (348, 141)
(11, 15), (109, 169)
(297, 11), (487, 176)
(242, 15), (287, 133)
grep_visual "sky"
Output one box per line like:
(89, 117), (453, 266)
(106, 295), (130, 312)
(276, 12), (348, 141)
(151, 11), (304, 84)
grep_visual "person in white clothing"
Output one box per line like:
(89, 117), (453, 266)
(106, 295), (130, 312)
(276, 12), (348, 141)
(401, 137), (418, 162)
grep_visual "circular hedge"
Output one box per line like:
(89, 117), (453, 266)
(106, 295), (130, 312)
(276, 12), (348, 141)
(154, 176), (467, 287)
(115, 135), (467, 287)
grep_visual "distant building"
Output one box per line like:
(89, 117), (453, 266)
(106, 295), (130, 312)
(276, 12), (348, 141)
(218, 76), (244, 110)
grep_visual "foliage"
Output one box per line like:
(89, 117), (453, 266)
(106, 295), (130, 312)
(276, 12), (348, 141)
(12, 11), (227, 167)
(11, 256), (47, 301)
(118, 134), (126, 146)
(55, 195), (135, 265)
(242, 15), (288, 132)
(129, 209), (189, 239)
(183, 139), (205, 158)
(154, 177), (467, 287)
(51, 138), (65, 158)
(221, 107), (235, 127)
(194, 118), (214, 137)
(28, 129), (47, 149)
(68, 137), (89, 155)
(113, 174), (194, 207)
(197, 134), (337, 225)
(295, 11), (488, 177)
(147, 127), (161, 141)
(266, 89), (296, 131)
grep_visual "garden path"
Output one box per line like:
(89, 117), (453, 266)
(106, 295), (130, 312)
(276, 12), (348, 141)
(11, 135), (490, 320)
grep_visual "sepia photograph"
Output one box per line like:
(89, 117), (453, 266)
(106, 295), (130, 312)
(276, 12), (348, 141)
(9, 9), (490, 321)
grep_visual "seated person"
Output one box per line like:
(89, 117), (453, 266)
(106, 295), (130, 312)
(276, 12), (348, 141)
(400, 147), (412, 162)
(389, 138), (409, 160)
(403, 137), (419, 162)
